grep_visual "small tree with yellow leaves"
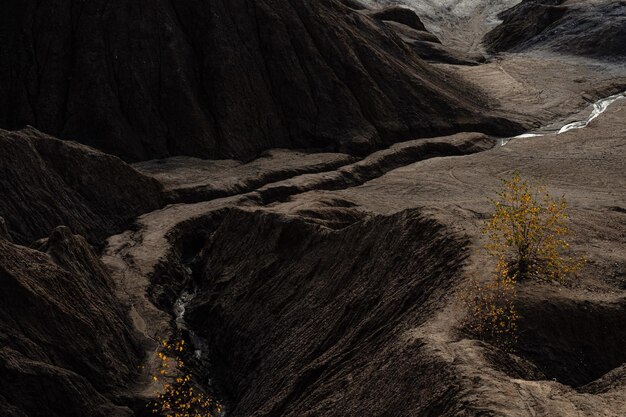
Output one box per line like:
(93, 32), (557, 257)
(148, 339), (222, 417)
(483, 172), (582, 283)
(464, 173), (582, 351)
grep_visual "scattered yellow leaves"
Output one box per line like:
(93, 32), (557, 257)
(148, 338), (222, 417)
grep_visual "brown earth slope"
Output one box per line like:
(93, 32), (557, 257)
(0, 227), (141, 417)
(187, 209), (470, 416)
(0, 0), (520, 161)
(235, 99), (625, 416)
(1, 1), (626, 416)
(0, 127), (162, 244)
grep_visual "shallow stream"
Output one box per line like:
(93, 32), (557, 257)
(500, 90), (626, 146)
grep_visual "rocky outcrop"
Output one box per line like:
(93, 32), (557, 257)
(0, 227), (141, 417)
(1, 0), (519, 161)
(484, 0), (626, 58)
(0, 127), (162, 244)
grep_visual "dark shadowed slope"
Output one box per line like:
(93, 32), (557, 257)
(0, 0), (519, 161)
(0, 127), (162, 244)
(186, 209), (470, 416)
(0, 227), (140, 417)
(484, 0), (626, 58)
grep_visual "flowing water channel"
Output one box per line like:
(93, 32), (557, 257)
(500, 90), (626, 146)
(174, 286), (227, 416)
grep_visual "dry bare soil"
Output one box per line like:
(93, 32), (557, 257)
(1, 0), (626, 416)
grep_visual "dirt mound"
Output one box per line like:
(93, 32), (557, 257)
(0, 127), (162, 244)
(485, 0), (626, 58)
(0, 227), (140, 417)
(1, 0), (519, 161)
(186, 208), (470, 416)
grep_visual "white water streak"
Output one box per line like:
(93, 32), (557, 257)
(500, 91), (626, 146)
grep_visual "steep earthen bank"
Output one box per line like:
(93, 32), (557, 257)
(0, 126), (163, 415)
(1, 100), (625, 416)
(1, 105), (624, 416)
(177, 209), (626, 416)
(516, 289), (626, 388)
(185, 208), (471, 416)
(138, 107), (625, 413)
(96, 133), (501, 414)
(254, 99), (626, 415)
(0, 227), (141, 417)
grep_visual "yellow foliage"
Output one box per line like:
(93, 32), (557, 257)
(148, 339), (222, 417)
(483, 172), (583, 282)
(463, 271), (518, 352)
(463, 173), (583, 351)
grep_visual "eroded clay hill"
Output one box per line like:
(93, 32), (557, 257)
(0, 127), (162, 244)
(1, 0), (626, 416)
(484, 0), (626, 58)
(0, 227), (141, 417)
(0, 0), (519, 161)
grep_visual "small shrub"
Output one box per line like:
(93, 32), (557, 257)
(483, 172), (582, 282)
(463, 267), (518, 351)
(148, 339), (222, 417)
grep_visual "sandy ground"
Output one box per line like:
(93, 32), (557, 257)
(444, 53), (626, 126)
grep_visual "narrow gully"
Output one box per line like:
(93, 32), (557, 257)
(173, 279), (227, 416)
